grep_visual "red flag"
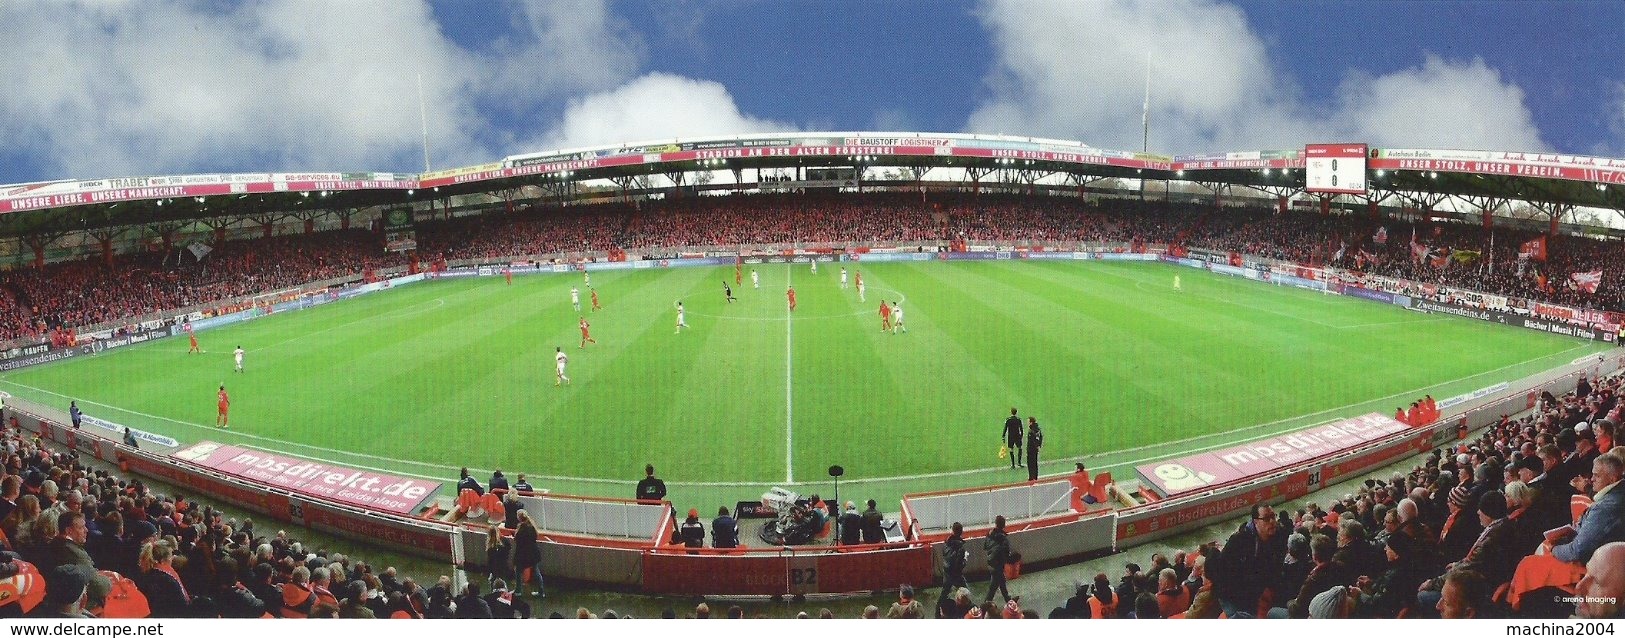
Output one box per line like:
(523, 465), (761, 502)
(1411, 240), (1430, 264)
(1571, 270), (1602, 294)
(1520, 237), (1547, 261)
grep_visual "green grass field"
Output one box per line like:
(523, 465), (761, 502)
(0, 261), (1608, 509)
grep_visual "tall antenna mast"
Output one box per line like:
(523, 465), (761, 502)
(417, 73), (432, 172)
(1142, 51), (1151, 153)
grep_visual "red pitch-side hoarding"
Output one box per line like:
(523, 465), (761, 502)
(170, 442), (440, 516)
(1136, 413), (1408, 497)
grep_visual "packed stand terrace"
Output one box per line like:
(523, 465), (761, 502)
(0, 230), (389, 343)
(0, 416), (534, 619)
(1072, 374), (1624, 620)
(4, 193), (1622, 344)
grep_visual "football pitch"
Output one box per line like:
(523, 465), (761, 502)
(0, 261), (1608, 509)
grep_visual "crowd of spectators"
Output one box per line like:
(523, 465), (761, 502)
(1071, 373), (1625, 620)
(0, 231), (389, 342)
(0, 415), (521, 619)
(4, 193), (1623, 345)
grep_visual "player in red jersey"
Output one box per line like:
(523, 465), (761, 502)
(188, 332), (200, 354)
(879, 299), (892, 331)
(504, 267), (512, 285)
(786, 286), (797, 312)
(216, 385), (230, 428)
(735, 263), (743, 286)
(590, 287), (601, 312)
(579, 317), (597, 348)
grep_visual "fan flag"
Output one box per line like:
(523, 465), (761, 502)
(1520, 236), (1548, 261)
(1373, 226), (1388, 245)
(1571, 270), (1602, 294)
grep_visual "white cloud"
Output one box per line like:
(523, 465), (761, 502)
(0, 0), (643, 181)
(535, 73), (793, 151)
(1610, 82), (1625, 156)
(1332, 56), (1545, 152)
(487, 0), (644, 99)
(968, 0), (1549, 155)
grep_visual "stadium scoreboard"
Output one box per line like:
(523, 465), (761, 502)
(1304, 143), (1368, 195)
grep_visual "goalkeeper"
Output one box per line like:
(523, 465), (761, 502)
(1002, 408), (1025, 469)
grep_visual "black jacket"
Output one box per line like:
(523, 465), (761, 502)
(711, 515), (739, 548)
(1003, 416), (1023, 445)
(1213, 524), (1286, 614)
(942, 533), (967, 579)
(983, 529), (1011, 568)
(861, 508), (884, 543)
(839, 511), (863, 545)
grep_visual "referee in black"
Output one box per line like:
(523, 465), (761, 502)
(1003, 408), (1024, 469)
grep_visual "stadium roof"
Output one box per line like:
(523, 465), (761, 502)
(1, 132), (1622, 239)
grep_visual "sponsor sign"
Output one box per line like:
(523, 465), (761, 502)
(81, 415), (178, 448)
(1137, 414), (1408, 497)
(1118, 473), (1310, 541)
(1339, 285), (1397, 304)
(97, 326), (174, 351)
(1414, 300), (1490, 321)
(1436, 383), (1511, 411)
(169, 442), (440, 516)
(0, 346), (76, 372)
(842, 136), (953, 147)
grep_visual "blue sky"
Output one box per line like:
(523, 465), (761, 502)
(1, 0), (1621, 184)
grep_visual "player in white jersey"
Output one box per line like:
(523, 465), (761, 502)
(584, 271), (590, 286)
(233, 346), (245, 372)
(554, 347), (569, 386)
(751, 269), (759, 289)
(675, 301), (689, 333)
(570, 286), (581, 311)
(890, 302), (906, 334)
(1174, 275), (1182, 292)
(839, 267), (848, 288)
(810, 259), (817, 274)
(857, 280), (866, 302)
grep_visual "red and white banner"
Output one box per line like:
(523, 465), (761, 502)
(1136, 414), (1408, 497)
(1571, 270), (1602, 294)
(169, 442), (440, 515)
(1520, 236), (1548, 261)
(1372, 148), (1625, 185)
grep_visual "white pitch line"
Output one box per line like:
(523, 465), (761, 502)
(785, 263), (795, 485)
(0, 310), (1599, 490)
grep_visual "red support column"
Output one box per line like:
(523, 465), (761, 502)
(101, 238), (113, 266)
(1277, 196), (1288, 215)
(304, 219), (314, 235)
(262, 222), (273, 238)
